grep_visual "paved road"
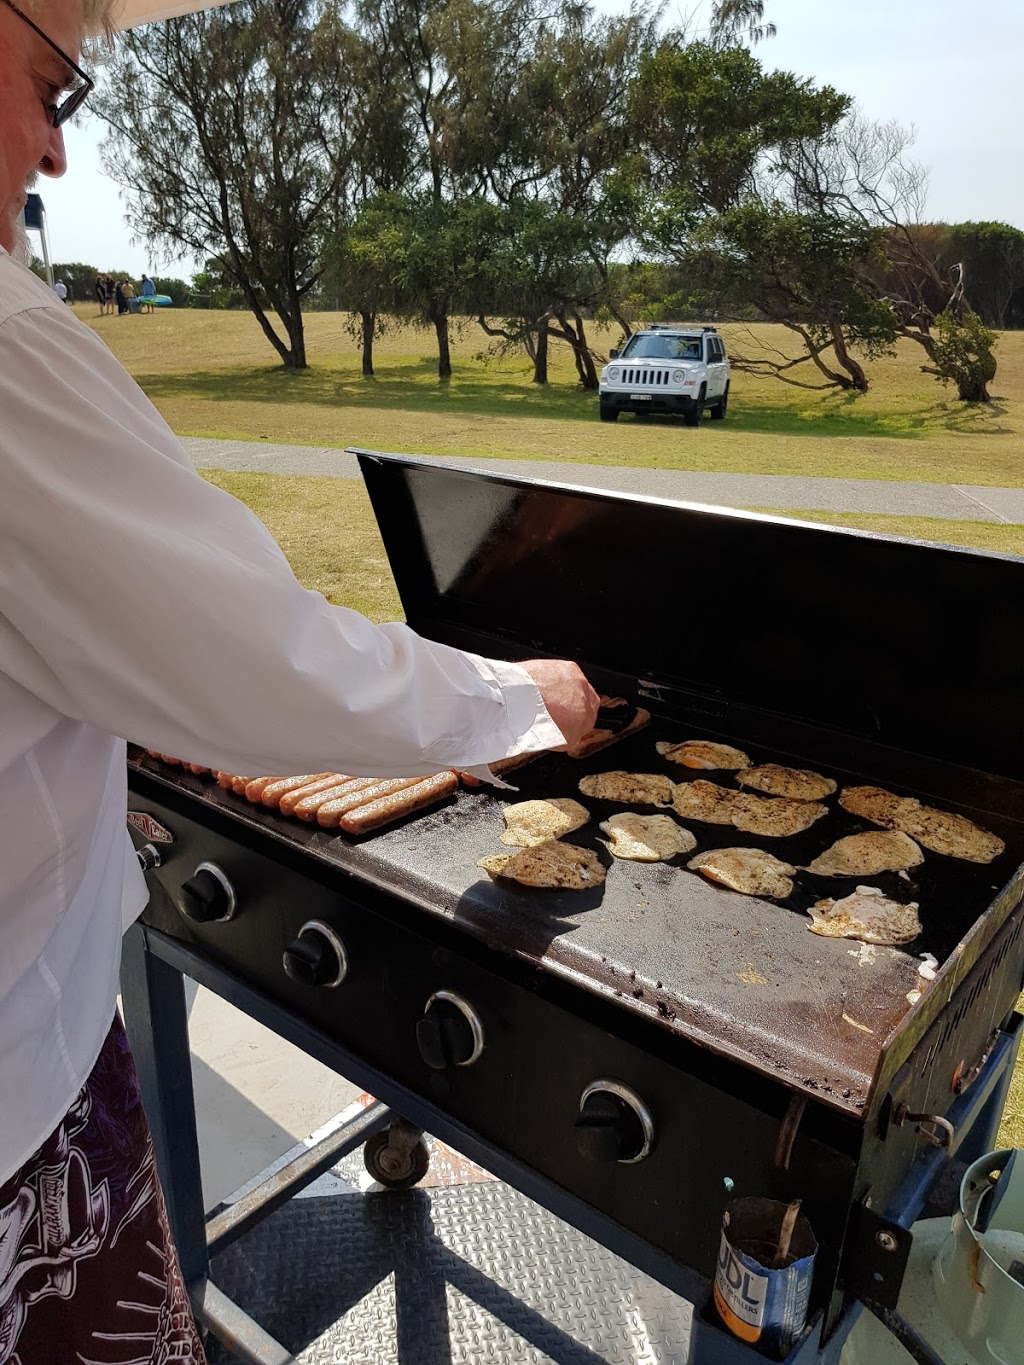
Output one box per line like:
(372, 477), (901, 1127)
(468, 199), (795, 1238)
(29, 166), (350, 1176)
(184, 435), (1024, 524)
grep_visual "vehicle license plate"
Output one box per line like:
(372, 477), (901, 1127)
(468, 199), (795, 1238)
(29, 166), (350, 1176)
(630, 393), (652, 400)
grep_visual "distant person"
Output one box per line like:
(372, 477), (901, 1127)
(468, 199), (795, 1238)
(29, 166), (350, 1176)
(52, 277), (67, 302)
(94, 273), (104, 314)
(122, 278), (138, 314)
(103, 272), (115, 315)
(141, 273), (155, 298)
(114, 278), (126, 315)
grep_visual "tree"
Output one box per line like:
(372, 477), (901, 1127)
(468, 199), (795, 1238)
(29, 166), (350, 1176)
(711, 0), (776, 46)
(634, 39), (849, 217)
(942, 222), (1024, 330)
(323, 195), (407, 375)
(474, 199), (600, 385)
(97, 0), (350, 369)
(779, 113), (1000, 399)
(692, 203), (897, 390)
(924, 310), (997, 404)
(44, 262), (98, 302)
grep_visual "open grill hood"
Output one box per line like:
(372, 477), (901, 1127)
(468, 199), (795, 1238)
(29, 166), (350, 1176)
(355, 450), (1024, 783)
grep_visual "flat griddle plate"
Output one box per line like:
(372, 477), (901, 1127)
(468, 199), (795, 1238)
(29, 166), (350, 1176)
(133, 726), (1024, 1119)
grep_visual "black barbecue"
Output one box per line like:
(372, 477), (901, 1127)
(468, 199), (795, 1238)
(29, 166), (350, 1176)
(125, 453), (1024, 1357)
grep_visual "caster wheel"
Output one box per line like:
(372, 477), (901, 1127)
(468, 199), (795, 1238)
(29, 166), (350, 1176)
(363, 1129), (430, 1189)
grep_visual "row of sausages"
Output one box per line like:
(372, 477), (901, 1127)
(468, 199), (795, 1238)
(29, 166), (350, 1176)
(144, 755), (459, 835)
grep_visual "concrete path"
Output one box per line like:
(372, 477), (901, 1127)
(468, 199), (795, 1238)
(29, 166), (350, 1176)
(184, 435), (1024, 524)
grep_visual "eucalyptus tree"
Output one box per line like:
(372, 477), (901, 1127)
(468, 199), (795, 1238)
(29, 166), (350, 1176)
(473, 1), (661, 385)
(98, 0), (352, 369)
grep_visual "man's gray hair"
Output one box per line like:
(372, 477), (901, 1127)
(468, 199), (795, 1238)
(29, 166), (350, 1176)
(83, 0), (118, 37)
(26, 0), (119, 40)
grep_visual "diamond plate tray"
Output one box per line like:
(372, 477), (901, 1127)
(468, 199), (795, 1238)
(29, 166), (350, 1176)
(207, 1165), (694, 1364)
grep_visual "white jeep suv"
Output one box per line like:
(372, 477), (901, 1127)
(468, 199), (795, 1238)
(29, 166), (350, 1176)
(598, 325), (730, 426)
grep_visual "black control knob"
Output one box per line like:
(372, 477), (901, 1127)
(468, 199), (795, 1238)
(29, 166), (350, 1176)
(177, 862), (236, 923)
(416, 992), (484, 1069)
(136, 843), (162, 872)
(575, 1082), (654, 1164)
(282, 920), (348, 989)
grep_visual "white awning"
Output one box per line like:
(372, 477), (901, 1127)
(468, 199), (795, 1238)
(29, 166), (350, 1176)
(113, 0), (239, 31)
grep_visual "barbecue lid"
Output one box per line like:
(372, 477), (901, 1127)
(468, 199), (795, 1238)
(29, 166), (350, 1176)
(356, 452), (1024, 782)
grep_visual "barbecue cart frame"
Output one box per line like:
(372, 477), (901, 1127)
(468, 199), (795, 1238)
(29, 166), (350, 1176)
(121, 920), (1020, 1365)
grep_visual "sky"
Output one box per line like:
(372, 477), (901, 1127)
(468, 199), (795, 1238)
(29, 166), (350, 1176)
(33, 0), (1024, 278)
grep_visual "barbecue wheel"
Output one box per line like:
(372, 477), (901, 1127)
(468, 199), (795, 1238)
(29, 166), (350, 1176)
(363, 1130), (431, 1189)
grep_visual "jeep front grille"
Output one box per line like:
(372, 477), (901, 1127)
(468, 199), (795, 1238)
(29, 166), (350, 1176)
(622, 368), (670, 386)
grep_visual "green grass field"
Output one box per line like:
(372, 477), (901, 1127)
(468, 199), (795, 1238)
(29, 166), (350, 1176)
(70, 303), (1024, 1144)
(78, 306), (1024, 487)
(199, 469), (1024, 1147)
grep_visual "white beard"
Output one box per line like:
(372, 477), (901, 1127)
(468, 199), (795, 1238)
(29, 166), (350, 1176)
(11, 219), (33, 266)
(12, 175), (38, 265)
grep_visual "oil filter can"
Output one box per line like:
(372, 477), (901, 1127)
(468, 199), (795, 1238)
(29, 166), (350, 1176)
(713, 1196), (817, 1358)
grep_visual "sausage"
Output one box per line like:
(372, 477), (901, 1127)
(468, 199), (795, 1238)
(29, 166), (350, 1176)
(244, 775), (286, 803)
(186, 764), (210, 775)
(291, 777), (378, 821)
(278, 773), (351, 818)
(231, 775), (257, 794)
(316, 776), (428, 829)
(215, 772), (237, 788)
(339, 773), (459, 834)
(259, 773), (334, 809)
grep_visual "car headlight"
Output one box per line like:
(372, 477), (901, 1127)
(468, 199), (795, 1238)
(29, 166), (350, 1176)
(672, 370), (684, 384)
(607, 367), (620, 382)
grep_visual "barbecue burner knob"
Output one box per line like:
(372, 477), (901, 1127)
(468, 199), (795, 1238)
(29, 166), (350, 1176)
(416, 991), (485, 1069)
(575, 1080), (654, 1164)
(282, 920), (348, 989)
(177, 862), (237, 923)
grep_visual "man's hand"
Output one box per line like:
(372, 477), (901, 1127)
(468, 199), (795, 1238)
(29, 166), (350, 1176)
(519, 659), (600, 752)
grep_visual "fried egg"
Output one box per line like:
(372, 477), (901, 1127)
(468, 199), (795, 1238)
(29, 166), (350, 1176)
(499, 798), (590, 847)
(839, 785), (910, 825)
(889, 805), (1004, 864)
(599, 813), (696, 862)
(479, 841), (606, 889)
(578, 772), (675, 806)
(738, 764), (837, 802)
(656, 739), (751, 770)
(687, 847), (796, 898)
(840, 786), (1004, 864)
(807, 886), (922, 945)
(803, 831), (924, 877)
(730, 792), (828, 838)
(671, 780), (738, 824)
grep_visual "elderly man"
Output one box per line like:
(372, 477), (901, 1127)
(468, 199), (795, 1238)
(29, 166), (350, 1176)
(0, 1), (599, 1359)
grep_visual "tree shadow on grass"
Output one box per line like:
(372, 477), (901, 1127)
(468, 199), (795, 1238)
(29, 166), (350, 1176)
(136, 363), (1016, 443)
(136, 363), (597, 424)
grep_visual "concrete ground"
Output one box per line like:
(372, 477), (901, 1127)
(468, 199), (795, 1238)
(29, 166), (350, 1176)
(182, 430), (1024, 1213)
(183, 436), (1024, 524)
(186, 986), (363, 1210)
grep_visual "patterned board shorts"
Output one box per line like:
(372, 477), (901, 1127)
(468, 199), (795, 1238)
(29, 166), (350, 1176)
(0, 1014), (207, 1365)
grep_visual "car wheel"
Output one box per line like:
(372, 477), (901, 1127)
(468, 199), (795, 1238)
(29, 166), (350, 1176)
(711, 383), (729, 420)
(683, 386), (705, 427)
(599, 405), (619, 422)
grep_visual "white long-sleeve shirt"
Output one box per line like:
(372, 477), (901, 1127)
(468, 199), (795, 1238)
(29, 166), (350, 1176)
(0, 250), (563, 1184)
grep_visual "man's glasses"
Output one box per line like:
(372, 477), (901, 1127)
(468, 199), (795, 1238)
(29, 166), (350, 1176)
(1, 0), (94, 128)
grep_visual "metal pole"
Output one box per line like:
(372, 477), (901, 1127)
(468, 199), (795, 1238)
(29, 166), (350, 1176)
(120, 922), (209, 1289)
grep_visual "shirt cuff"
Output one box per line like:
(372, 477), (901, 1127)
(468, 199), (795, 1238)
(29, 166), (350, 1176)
(476, 657), (567, 754)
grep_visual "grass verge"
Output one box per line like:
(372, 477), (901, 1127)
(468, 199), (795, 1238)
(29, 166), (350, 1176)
(205, 467), (1024, 1144)
(85, 309), (1024, 487)
(748, 509), (1024, 555)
